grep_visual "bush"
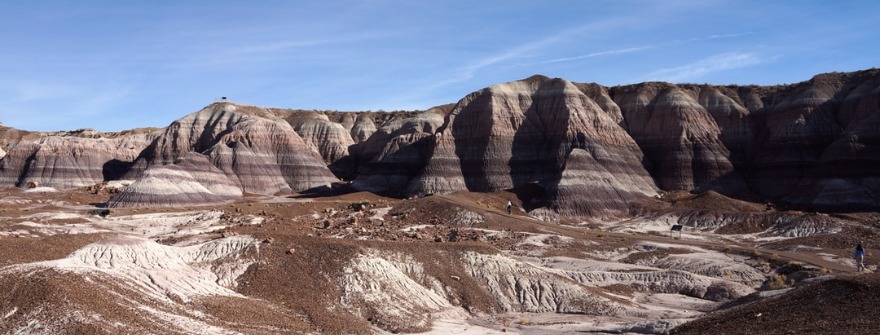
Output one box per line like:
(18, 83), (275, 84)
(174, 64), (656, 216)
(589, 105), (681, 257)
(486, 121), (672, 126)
(767, 274), (790, 290)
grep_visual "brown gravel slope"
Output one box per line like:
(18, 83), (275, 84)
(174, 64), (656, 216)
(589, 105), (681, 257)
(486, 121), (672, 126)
(672, 273), (880, 335)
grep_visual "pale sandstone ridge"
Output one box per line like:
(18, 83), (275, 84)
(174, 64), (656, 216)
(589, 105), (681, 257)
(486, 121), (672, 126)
(0, 127), (159, 188)
(108, 153), (242, 208)
(127, 102), (337, 195)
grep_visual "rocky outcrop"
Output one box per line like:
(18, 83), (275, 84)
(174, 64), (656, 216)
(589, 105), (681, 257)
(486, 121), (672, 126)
(694, 85), (754, 167)
(770, 72), (880, 210)
(129, 103), (337, 195)
(462, 252), (630, 314)
(611, 84), (737, 191)
(546, 148), (657, 219)
(108, 153), (242, 208)
(0, 128), (158, 188)
(408, 76), (658, 216)
(575, 83), (624, 124)
(284, 111), (354, 165)
(350, 113), (378, 142)
(0, 236), (263, 334)
(268, 109), (431, 179)
(747, 77), (846, 199)
(4, 69), (880, 213)
(351, 108), (446, 193)
(339, 249), (635, 333)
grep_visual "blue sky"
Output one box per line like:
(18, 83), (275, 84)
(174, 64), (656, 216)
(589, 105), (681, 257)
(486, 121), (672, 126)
(1, 0), (877, 131)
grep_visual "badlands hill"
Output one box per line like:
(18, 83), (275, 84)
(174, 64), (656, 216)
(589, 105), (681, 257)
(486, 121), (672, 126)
(1, 69), (879, 334)
(2, 69), (879, 216)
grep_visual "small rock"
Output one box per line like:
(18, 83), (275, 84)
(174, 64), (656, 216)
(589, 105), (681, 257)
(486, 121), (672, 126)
(447, 229), (459, 242)
(287, 248), (296, 255)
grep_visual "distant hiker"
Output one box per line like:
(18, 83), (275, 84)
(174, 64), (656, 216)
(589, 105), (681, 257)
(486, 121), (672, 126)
(855, 242), (866, 272)
(506, 200), (512, 214)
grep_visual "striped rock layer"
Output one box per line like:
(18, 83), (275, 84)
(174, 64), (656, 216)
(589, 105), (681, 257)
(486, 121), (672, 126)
(108, 153), (241, 208)
(348, 70), (880, 214)
(126, 103), (337, 195)
(2, 69), (879, 214)
(0, 127), (158, 188)
(352, 108), (447, 192)
(406, 76), (659, 217)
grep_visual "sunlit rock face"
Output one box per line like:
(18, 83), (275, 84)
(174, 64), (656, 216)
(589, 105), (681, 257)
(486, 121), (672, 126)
(545, 148), (658, 219)
(267, 108), (427, 180)
(282, 110), (354, 165)
(108, 152), (242, 208)
(0, 127), (158, 188)
(351, 108), (447, 194)
(610, 84), (737, 192)
(396, 70), (880, 213)
(349, 113), (378, 143)
(3, 69), (880, 213)
(127, 102), (337, 195)
(405, 76), (658, 216)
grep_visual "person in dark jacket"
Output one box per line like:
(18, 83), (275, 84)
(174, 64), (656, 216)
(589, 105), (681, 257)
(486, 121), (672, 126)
(855, 242), (866, 272)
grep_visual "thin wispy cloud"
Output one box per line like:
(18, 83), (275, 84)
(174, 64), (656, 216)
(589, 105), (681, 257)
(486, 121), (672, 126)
(435, 18), (635, 89)
(684, 32), (754, 43)
(642, 52), (765, 83)
(507, 32), (750, 69)
(221, 31), (397, 59)
(515, 46), (653, 66)
(441, 33), (568, 85)
(2, 1), (878, 132)
(413, 10), (714, 102)
(161, 31), (397, 70)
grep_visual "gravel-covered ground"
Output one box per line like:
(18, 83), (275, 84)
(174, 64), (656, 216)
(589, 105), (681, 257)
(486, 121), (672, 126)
(0, 186), (877, 334)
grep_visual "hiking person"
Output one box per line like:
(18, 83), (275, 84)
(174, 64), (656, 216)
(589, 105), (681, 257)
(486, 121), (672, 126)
(855, 242), (866, 272)
(506, 200), (512, 214)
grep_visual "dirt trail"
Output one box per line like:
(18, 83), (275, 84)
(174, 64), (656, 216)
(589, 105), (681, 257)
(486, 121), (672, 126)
(437, 194), (857, 274)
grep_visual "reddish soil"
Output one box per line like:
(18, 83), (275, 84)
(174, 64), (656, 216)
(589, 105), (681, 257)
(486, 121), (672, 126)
(672, 273), (880, 335)
(1, 186), (879, 334)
